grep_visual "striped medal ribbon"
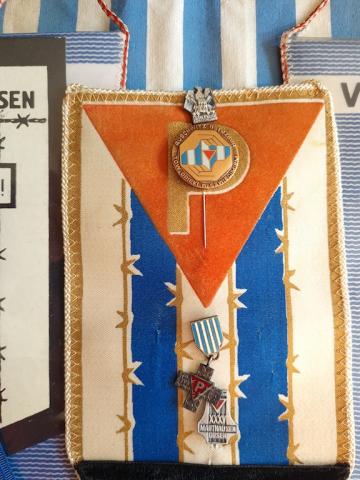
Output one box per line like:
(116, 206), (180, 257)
(191, 315), (223, 357)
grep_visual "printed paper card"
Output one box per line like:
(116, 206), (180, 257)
(0, 36), (66, 452)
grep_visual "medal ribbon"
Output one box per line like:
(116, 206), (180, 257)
(191, 316), (223, 357)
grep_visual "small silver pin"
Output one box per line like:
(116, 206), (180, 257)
(184, 87), (217, 125)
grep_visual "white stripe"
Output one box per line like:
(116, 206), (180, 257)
(217, 145), (225, 160)
(198, 321), (211, 355)
(194, 322), (205, 353)
(3, 0), (40, 33)
(296, 0), (332, 38)
(187, 149), (195, 165)
(146, 0), (183, 90)
(287, 108), (338, 464)
(221, 0), (257, 88)
(76, 0), (111, 31)
(81, 113), (132, 461)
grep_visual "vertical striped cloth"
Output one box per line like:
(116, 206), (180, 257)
(0, 0), (359, 478)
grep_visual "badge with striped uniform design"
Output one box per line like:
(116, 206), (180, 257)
(191, 315), (223, 356)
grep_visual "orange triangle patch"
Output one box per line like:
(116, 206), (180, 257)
(84, 101), (323, 307)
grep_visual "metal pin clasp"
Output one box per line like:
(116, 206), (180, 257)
(184, 87), (217, 124)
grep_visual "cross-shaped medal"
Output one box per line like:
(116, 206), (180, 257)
(175, 363), (222, 412)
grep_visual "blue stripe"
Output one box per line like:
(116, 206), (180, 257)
(214, 315), (223, 345)
(111, 0), (147, 89)
(195, 143), (202, 166)
(209, 317), (220, 352)
(249, 0), (292, 464)
(192, 323), (202, 351)
(183, 0), (222, 90)
(256, 0), (296, 86)
(38, 0), (78, 33)
(118, 0), (176, 460)
(236, 188), (288, 464)
(131, 192), (178, 461)
(113, 0), (178, 462)
(203, 319), (215, 354)
(331, 0), (360, 38)
(197, 321), (209, 355)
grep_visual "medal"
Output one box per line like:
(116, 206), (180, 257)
(175, 315), (239, 445)
(172, 87), (241, 248)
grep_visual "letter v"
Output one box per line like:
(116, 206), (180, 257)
(341, 82), (360, 107)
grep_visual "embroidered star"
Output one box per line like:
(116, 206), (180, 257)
(0, 249), (6, 261)
(0, 298), (4, 312)
(0, 137), (5, 149)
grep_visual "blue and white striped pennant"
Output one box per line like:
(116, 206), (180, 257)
(191, 316), (223, 357)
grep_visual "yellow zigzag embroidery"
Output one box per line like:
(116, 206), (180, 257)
(277, 177), (302, 465)
(114, 179), (143, 460)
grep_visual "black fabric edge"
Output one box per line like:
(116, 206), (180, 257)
(76, 461), (350, 480)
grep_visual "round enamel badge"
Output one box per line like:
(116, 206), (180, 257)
(172, 124), (239, 190)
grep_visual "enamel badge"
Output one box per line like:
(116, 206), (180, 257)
(175, 363), (222, 413)
(172, 124), (239, 190)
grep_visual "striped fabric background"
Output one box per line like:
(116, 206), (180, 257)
(8, 436), (75, 480)
(0, 0), (358, 478)
(288, 40), (360, 75)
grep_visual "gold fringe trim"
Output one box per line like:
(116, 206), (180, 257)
(63, 92), (84, 465)
(322, 89), (354, 464)
(65, 81), (334, 106)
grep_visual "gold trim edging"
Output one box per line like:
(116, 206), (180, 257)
(62, 81), (353, 466)
(322, 87), (354, 465)
(63, 92), (84, 465)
